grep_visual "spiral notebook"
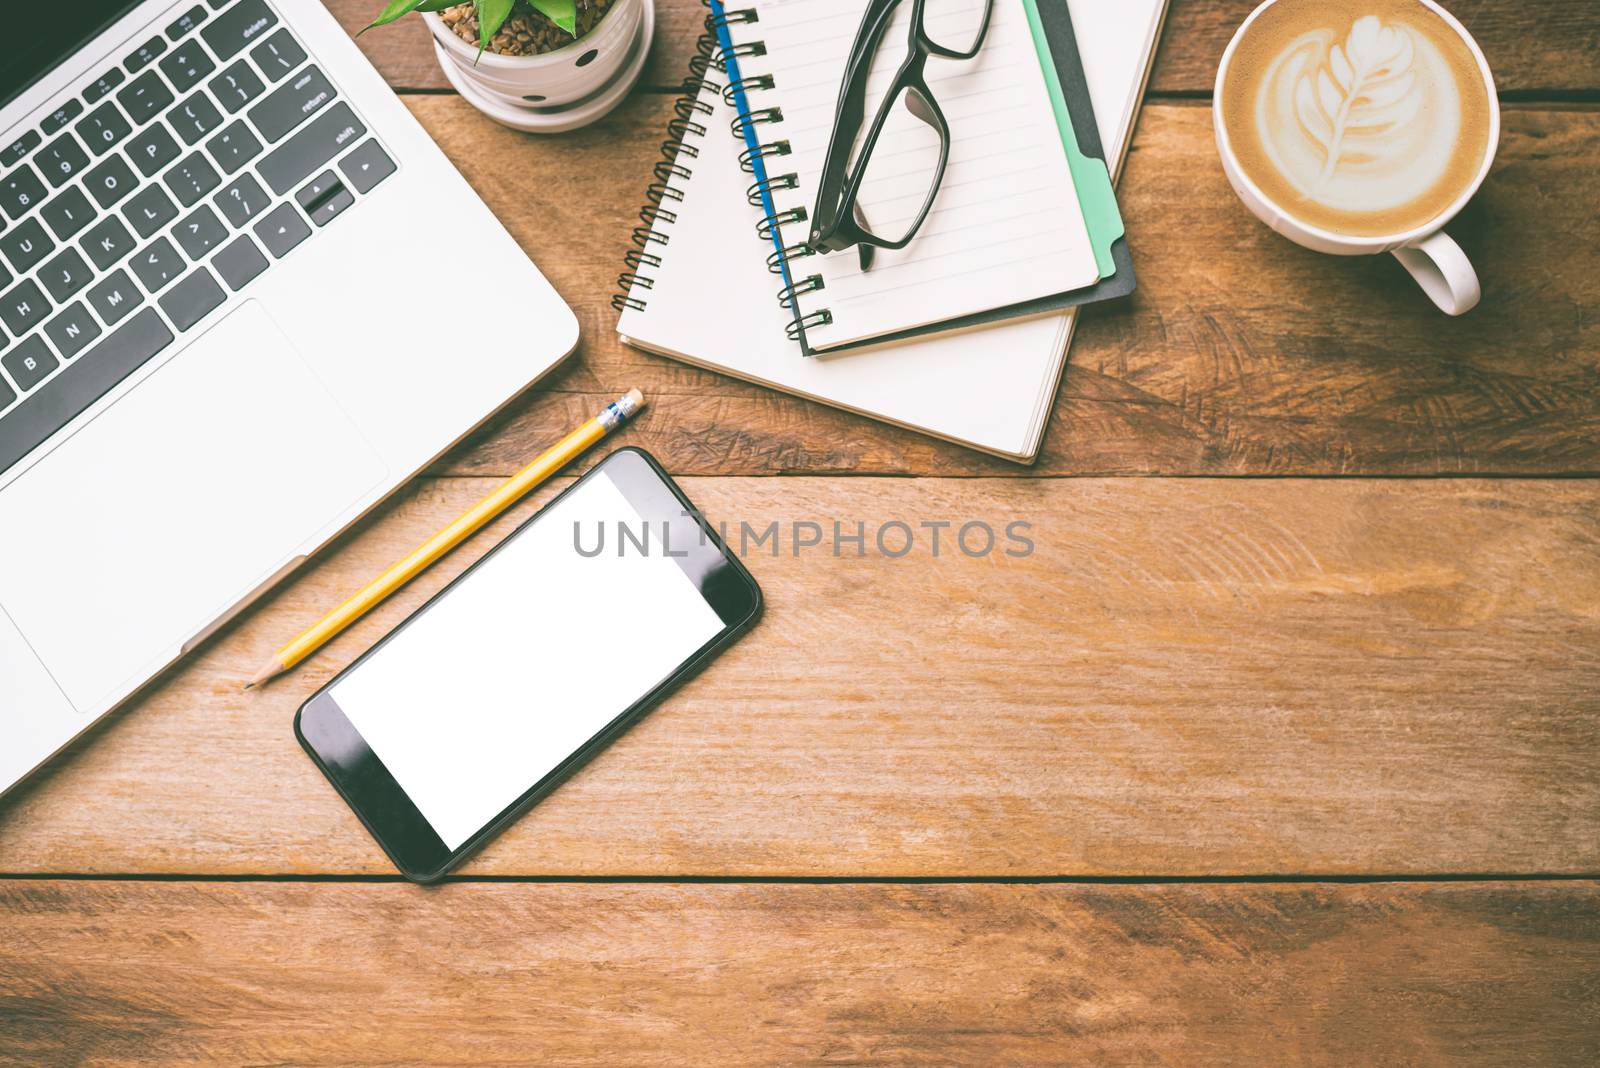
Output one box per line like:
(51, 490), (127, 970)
(614, 0), (1168, 460)
(720, 0), (1134, 356)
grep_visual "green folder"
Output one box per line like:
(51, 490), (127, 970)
(1023, 0), (1126, 281)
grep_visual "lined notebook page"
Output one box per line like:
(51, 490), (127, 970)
(727, 0), (1099, 352)
(615, 69), (1075, 458)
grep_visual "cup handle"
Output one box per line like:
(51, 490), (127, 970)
(1391, 231), (1480, 315)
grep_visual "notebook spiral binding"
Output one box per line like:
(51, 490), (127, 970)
(707, 3), (833, 342)
(609, 31), (721, 314)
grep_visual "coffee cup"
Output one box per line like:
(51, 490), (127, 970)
(1214, 0), (1499, 315)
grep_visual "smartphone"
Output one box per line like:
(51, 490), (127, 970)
(295, 448), (762, 882)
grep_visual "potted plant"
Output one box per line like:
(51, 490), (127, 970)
(367, 0), (654, 132)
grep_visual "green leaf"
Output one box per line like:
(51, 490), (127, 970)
(362, 0), (427, 33)
(530, 0), (579, 37)
(475, 0), (517, 56)
(415, 0), (459, 9)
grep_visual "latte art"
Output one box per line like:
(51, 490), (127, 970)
(1220, 0), (1493, 237)
(1261, 16), (1453, 211)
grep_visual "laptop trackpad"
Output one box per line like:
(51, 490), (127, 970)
(0, 301), (387, 711)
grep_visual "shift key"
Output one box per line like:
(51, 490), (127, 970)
(258, 103), (365, 195)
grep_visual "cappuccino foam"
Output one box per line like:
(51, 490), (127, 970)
(1220, 0), (1492, 237)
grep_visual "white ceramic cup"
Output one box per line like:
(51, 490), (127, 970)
(1213, 0), (1500, 315)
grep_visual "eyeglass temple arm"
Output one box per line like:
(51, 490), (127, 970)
(810, 0), (905, 241)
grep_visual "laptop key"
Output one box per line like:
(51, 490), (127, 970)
(173, 204), (227, 259)
(125, 36), (167, 74)
(213, 172), (268, 227)
(1, 336), (56, 392)
(0, 279), (50, 335)
(131, 237), (186, 292)
(211, 234), (267, 291)
(210, 59), (266, 113)
(1, 131), (40, 168)
(40, 101), (84, 136)
(43, 301), (102, 360)
(167, 5), (208, 40)
(258, 103), (365, 195)
(203, 0), (279, 62)
(164, 151), (221, 206)
(40, 187), (96, 241)
(125, 184), (178, 238)
(1, 218), (55, 274)
(161, 42), (216, 94)
(0, 165), (46, 219)
(82, 215), (136, 270)
(158, 267), (226, 331)
(168, 93), (225, 145)
(37, 134), (90, 188)
(253, 203), (310, 258)
(0, 376), (14, 413)
(75, 101), (134, 156)
(84, 154), (138, 209)
(40, 247), (94, 302)
(338, 139), (395, 194)
(118, 71), (176, 125)
(205, 120), (262, 174)
(0, 279), (50, 336)
(307, 186), (353, 227)
(250, 29), (305, 82)
(87, 269), (143, 325)
(0, 307), (173, 476)
(248, 65), (334, 143)
(295, 171), (353, 228)
(127, 123), (181, 177)
(84, 68), (127, 104)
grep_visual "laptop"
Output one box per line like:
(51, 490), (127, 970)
(0, 0), (579, 795)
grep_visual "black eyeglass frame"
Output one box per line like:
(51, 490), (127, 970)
(806, 0), (995, 269)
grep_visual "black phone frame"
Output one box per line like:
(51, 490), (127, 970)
(294, 447), (763, 883)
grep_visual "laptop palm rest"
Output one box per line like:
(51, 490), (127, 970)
(0, 301), (387, 711)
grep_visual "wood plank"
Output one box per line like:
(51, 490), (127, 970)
(2, 477), (1595, 877)
(325, 0), (1600, 96)
(396, 96), (1600, 477)
(1152, 0), (1600, 97)
(2, 881), (1596, 1065)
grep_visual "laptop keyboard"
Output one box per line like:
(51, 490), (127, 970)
(0, 0), (396, 477)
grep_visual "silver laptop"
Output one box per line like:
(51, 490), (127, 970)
(0, 0), (578, 794)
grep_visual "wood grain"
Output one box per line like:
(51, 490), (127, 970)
(323, 0), (1600, 96)
(2, 476), (1594, 877)
(382, 96), (1600, 477)
(2, 881), (1597, 1066)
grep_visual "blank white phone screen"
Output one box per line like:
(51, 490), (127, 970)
(329, 469), (725, 850)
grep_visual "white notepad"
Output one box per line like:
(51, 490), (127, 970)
(726, 0), (1100, 352)
(616, 0), (1168, 461)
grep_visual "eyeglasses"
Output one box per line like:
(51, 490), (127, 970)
(806, 0), (995, 271)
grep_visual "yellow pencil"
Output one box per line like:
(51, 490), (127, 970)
(246, 389), (646, 689)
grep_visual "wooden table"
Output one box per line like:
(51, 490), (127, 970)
(3, 2), (1598, 1063)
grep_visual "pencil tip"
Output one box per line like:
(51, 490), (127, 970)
(245, 660), (283, 690)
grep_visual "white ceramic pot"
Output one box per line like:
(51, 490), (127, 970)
(424, 0), (651, 131)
